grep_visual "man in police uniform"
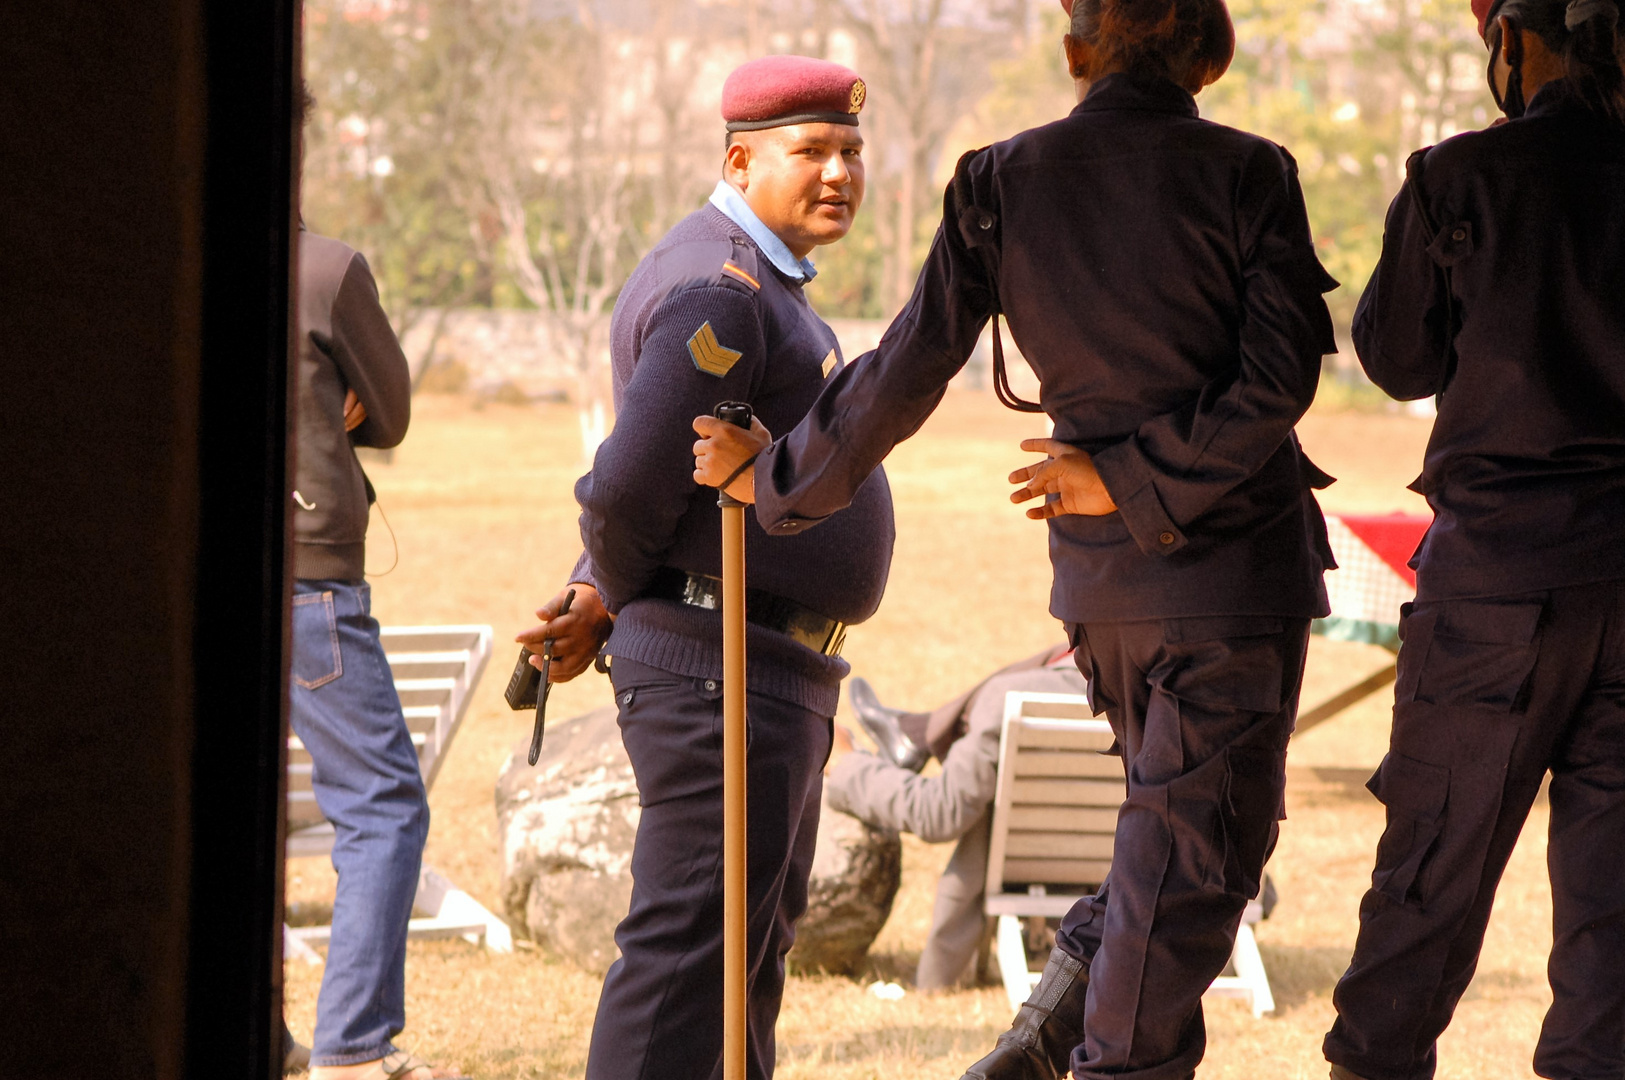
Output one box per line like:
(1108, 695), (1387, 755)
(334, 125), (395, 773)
(1322, 0), (1625, 1076)
(695, 2), (1339, 1077)
(519, 56), (895, 1080)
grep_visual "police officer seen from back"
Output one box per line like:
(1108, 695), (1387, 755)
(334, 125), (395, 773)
(518, 56), (894, 1080)
(695, 3), (1339, 1079)
(1321, 1), (1625, 1077)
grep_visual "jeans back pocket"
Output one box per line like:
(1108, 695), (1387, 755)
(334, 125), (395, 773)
(291, 590), (343, 690)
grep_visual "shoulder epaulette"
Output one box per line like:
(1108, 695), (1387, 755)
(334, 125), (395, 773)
(719, 242), (762, 293)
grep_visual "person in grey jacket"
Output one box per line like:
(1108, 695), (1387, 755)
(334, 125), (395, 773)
(288, 225), (464, 1080)
(826, 646), (1083, 990)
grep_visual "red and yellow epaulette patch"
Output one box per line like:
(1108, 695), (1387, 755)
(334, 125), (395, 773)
(722, 261), (760, 290)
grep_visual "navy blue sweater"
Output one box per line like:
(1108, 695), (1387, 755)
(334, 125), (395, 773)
(574, 206), (895, 714)
(1354, 81), (1625, 601)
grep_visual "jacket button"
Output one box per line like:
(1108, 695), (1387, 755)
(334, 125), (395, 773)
(1451, 227), (1467, 242)
(704, 680), (718, 691)
(1159, 531), (1176, 546)
(979, 215), (994, 230)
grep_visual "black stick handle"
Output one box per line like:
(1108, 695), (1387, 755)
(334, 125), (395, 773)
(713, 402), (755, 509)
(528, 587), (574, 766)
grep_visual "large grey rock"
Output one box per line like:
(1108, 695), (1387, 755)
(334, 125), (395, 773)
(497, 705), (901, 976)
(790, 792), (903, 976)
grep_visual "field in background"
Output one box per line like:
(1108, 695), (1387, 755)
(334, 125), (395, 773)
(284, 392), (1554, 1079)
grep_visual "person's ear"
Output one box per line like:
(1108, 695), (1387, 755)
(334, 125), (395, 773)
(1497, 14), (1522, 65)
(1062, 33), (1094, 80)
(723, 139), (751, 189)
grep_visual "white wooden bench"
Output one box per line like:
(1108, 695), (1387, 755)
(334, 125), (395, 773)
(985, 692), (1274, 1016)
(284, 625), (512, 960)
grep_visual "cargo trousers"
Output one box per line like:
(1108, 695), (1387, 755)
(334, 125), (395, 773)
(1055, 615), (1311, 1080)
(1325, 580), (1625, 1080)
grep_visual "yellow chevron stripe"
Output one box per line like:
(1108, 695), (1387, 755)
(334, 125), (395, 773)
(687, 321), (743, 377)
(821, 348), (838, 377)
(722, 261), (760, 290)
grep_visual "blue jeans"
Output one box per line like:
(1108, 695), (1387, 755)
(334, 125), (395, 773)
(289, 579), (430, 1066)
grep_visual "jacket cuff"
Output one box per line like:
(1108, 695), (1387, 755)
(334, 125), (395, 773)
(751, 441), (834, 536)
(1091, 438), (1187, 557)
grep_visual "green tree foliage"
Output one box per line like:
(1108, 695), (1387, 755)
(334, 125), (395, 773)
(303, 0), (505, 339)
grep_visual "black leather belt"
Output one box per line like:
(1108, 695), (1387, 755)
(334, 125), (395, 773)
(646, 567), (847, 658)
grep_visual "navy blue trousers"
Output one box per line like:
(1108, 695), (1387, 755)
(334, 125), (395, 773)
(584, 657), (830, 1080)
(1055, 616), (1310, 1080)
(1325, 581), (1625, 1080)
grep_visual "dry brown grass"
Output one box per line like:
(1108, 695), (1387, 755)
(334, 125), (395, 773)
(285, 392), (1554, 1079)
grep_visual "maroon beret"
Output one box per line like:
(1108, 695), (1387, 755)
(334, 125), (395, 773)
(721, 55), (867, 132)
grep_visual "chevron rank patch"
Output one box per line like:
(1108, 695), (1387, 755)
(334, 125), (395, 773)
(687, 321), (743, 378)
(821, 349), (838, 378)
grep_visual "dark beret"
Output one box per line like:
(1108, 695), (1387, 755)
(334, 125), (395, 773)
(721, 55), (867, 132)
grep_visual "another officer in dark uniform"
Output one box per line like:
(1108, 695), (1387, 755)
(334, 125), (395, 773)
(524, 56), (895, 1080)
(695, 3), (1338, 1079)
(1322, 2), (1625, 1077)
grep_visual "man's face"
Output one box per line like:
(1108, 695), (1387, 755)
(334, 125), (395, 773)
(724, 123), (866, 258)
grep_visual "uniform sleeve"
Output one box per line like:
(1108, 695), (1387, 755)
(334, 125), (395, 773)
(1352, 153), (1453, 401)
(329, 252), (412, 449)
(567, 550), (598, 591)
(575, 285), (766, 610)
(1091, 147), (1336, 556)
(753, 177), (996, 535)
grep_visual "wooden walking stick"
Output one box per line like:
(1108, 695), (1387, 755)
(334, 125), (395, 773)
(713, 401), (754, 1080)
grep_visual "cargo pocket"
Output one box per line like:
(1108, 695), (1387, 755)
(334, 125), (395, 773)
(1367, 752), (1450, 905)
(1411, 598), (1542, 712)
(1221, 745), (1286, 899)
(1161, 615), (1288, 714)
(291, 590), (342, 690)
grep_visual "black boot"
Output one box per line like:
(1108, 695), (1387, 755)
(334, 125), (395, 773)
(961, 947), (1089, 1080)
(849, 677), (930, 773)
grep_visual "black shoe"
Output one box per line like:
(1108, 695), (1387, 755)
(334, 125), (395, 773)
(849, 677), (930, 773)
(961, 947), (1089, 1080)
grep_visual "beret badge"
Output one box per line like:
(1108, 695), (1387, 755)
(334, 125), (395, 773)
(849, 79), (867, 113)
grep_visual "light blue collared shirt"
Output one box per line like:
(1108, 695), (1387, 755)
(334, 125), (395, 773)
(708, 180), (817, 283)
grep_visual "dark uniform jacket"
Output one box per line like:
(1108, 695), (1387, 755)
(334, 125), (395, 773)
(293, 229), (412, 581)
(1354, 80), (1625, 601)
(754, 73), (1338, 623)
(573, 206), (895, 715)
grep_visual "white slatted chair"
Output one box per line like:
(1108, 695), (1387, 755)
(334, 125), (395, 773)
(285, 625), (512, 959)
(985, 691), (1274, 1016)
